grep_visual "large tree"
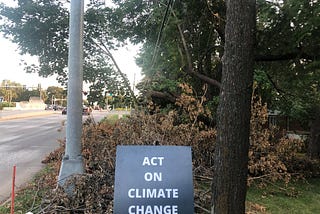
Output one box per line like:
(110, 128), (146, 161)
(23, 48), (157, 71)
(106, 0), (225, 107)
(112, 0), (320, 160)
(45, 86), (67, 105)
(2, 1), (320, 126)
(129, 0), (320, 159)
(0, 0), (226, 112)
(211, 0), (256, 213)
(255, 0), (320, 159)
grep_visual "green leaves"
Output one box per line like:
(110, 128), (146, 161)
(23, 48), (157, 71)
(0, 0), (69, 81)
(0, 0), (136, 105)
(111, 0), (225, 108)
(1, 0), (319, 118)
(256, 0), (320, 122)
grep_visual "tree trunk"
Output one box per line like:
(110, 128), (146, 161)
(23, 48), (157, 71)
(308, 109), (320, 159)
(211, 0), (256, 213)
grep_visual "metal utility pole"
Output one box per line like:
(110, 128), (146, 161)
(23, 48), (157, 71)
(58, 0), (84, 187)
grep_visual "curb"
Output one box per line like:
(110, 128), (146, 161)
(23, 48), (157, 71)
(0, 111), (57, 121)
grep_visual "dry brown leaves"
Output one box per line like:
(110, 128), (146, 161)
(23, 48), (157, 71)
(34, 110), (216, 213)
(33, 85), (315, 213)
(248, 94), (305, 186)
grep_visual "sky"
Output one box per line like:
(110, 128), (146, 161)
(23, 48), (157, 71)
(0, 0), (142, 90)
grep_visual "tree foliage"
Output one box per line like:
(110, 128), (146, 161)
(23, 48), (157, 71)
(108, 0), (224, 109)
(0, 0), (134, 106)
(254, 0), (320, 158)
(255, 0), (320, 120)
(1, 0), (320, 118)
(0, 0), (69, 80)
(45, 86), (67, 105)
(106, 0), (320, 130)
(108, 0), (320, 159)
(0, 80), (40, 102)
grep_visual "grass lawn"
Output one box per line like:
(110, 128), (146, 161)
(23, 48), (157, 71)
(3, 177), (319, 214)
(0, 165), (54, 214)
(99, 113), (126, 125)
(247, 178), (320, 214)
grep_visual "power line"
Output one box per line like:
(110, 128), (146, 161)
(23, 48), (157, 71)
(151, 0), (174, 69)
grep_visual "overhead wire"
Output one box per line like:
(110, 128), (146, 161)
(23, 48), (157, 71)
(150, 0), (174, 69)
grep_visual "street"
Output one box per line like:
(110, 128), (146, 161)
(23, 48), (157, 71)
(0, 113), (66, 203)
(0, 110), (128, 203)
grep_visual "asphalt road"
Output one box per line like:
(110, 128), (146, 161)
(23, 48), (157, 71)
(0, 113), (66, 203)
(0, 110), (127, 203)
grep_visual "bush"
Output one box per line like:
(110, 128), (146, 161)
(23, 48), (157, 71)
(0, 101), (15, 108)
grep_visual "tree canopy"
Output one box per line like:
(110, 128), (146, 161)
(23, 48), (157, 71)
(0, 0), (134, 107)
(1, 0), (320, 110)
(255, 0), (320, 119)
(1, 0), (320, 139)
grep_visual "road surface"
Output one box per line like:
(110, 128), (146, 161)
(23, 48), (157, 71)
(0, 113), (66, 203)
(0, 110), (127, 203)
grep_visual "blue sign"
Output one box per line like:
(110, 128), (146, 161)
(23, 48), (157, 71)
(114, 145), (194, 214)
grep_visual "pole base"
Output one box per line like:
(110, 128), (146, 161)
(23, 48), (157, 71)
(58, 155), (84, 194)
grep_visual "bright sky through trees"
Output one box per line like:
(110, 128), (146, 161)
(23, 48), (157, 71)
(0, 0), (142, 89)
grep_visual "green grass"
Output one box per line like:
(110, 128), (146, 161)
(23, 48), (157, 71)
(0, 206), (9, 214)
(247, 178), (320, 214)
(100, 113), (129, 125)
(0, 165), (54, 214)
